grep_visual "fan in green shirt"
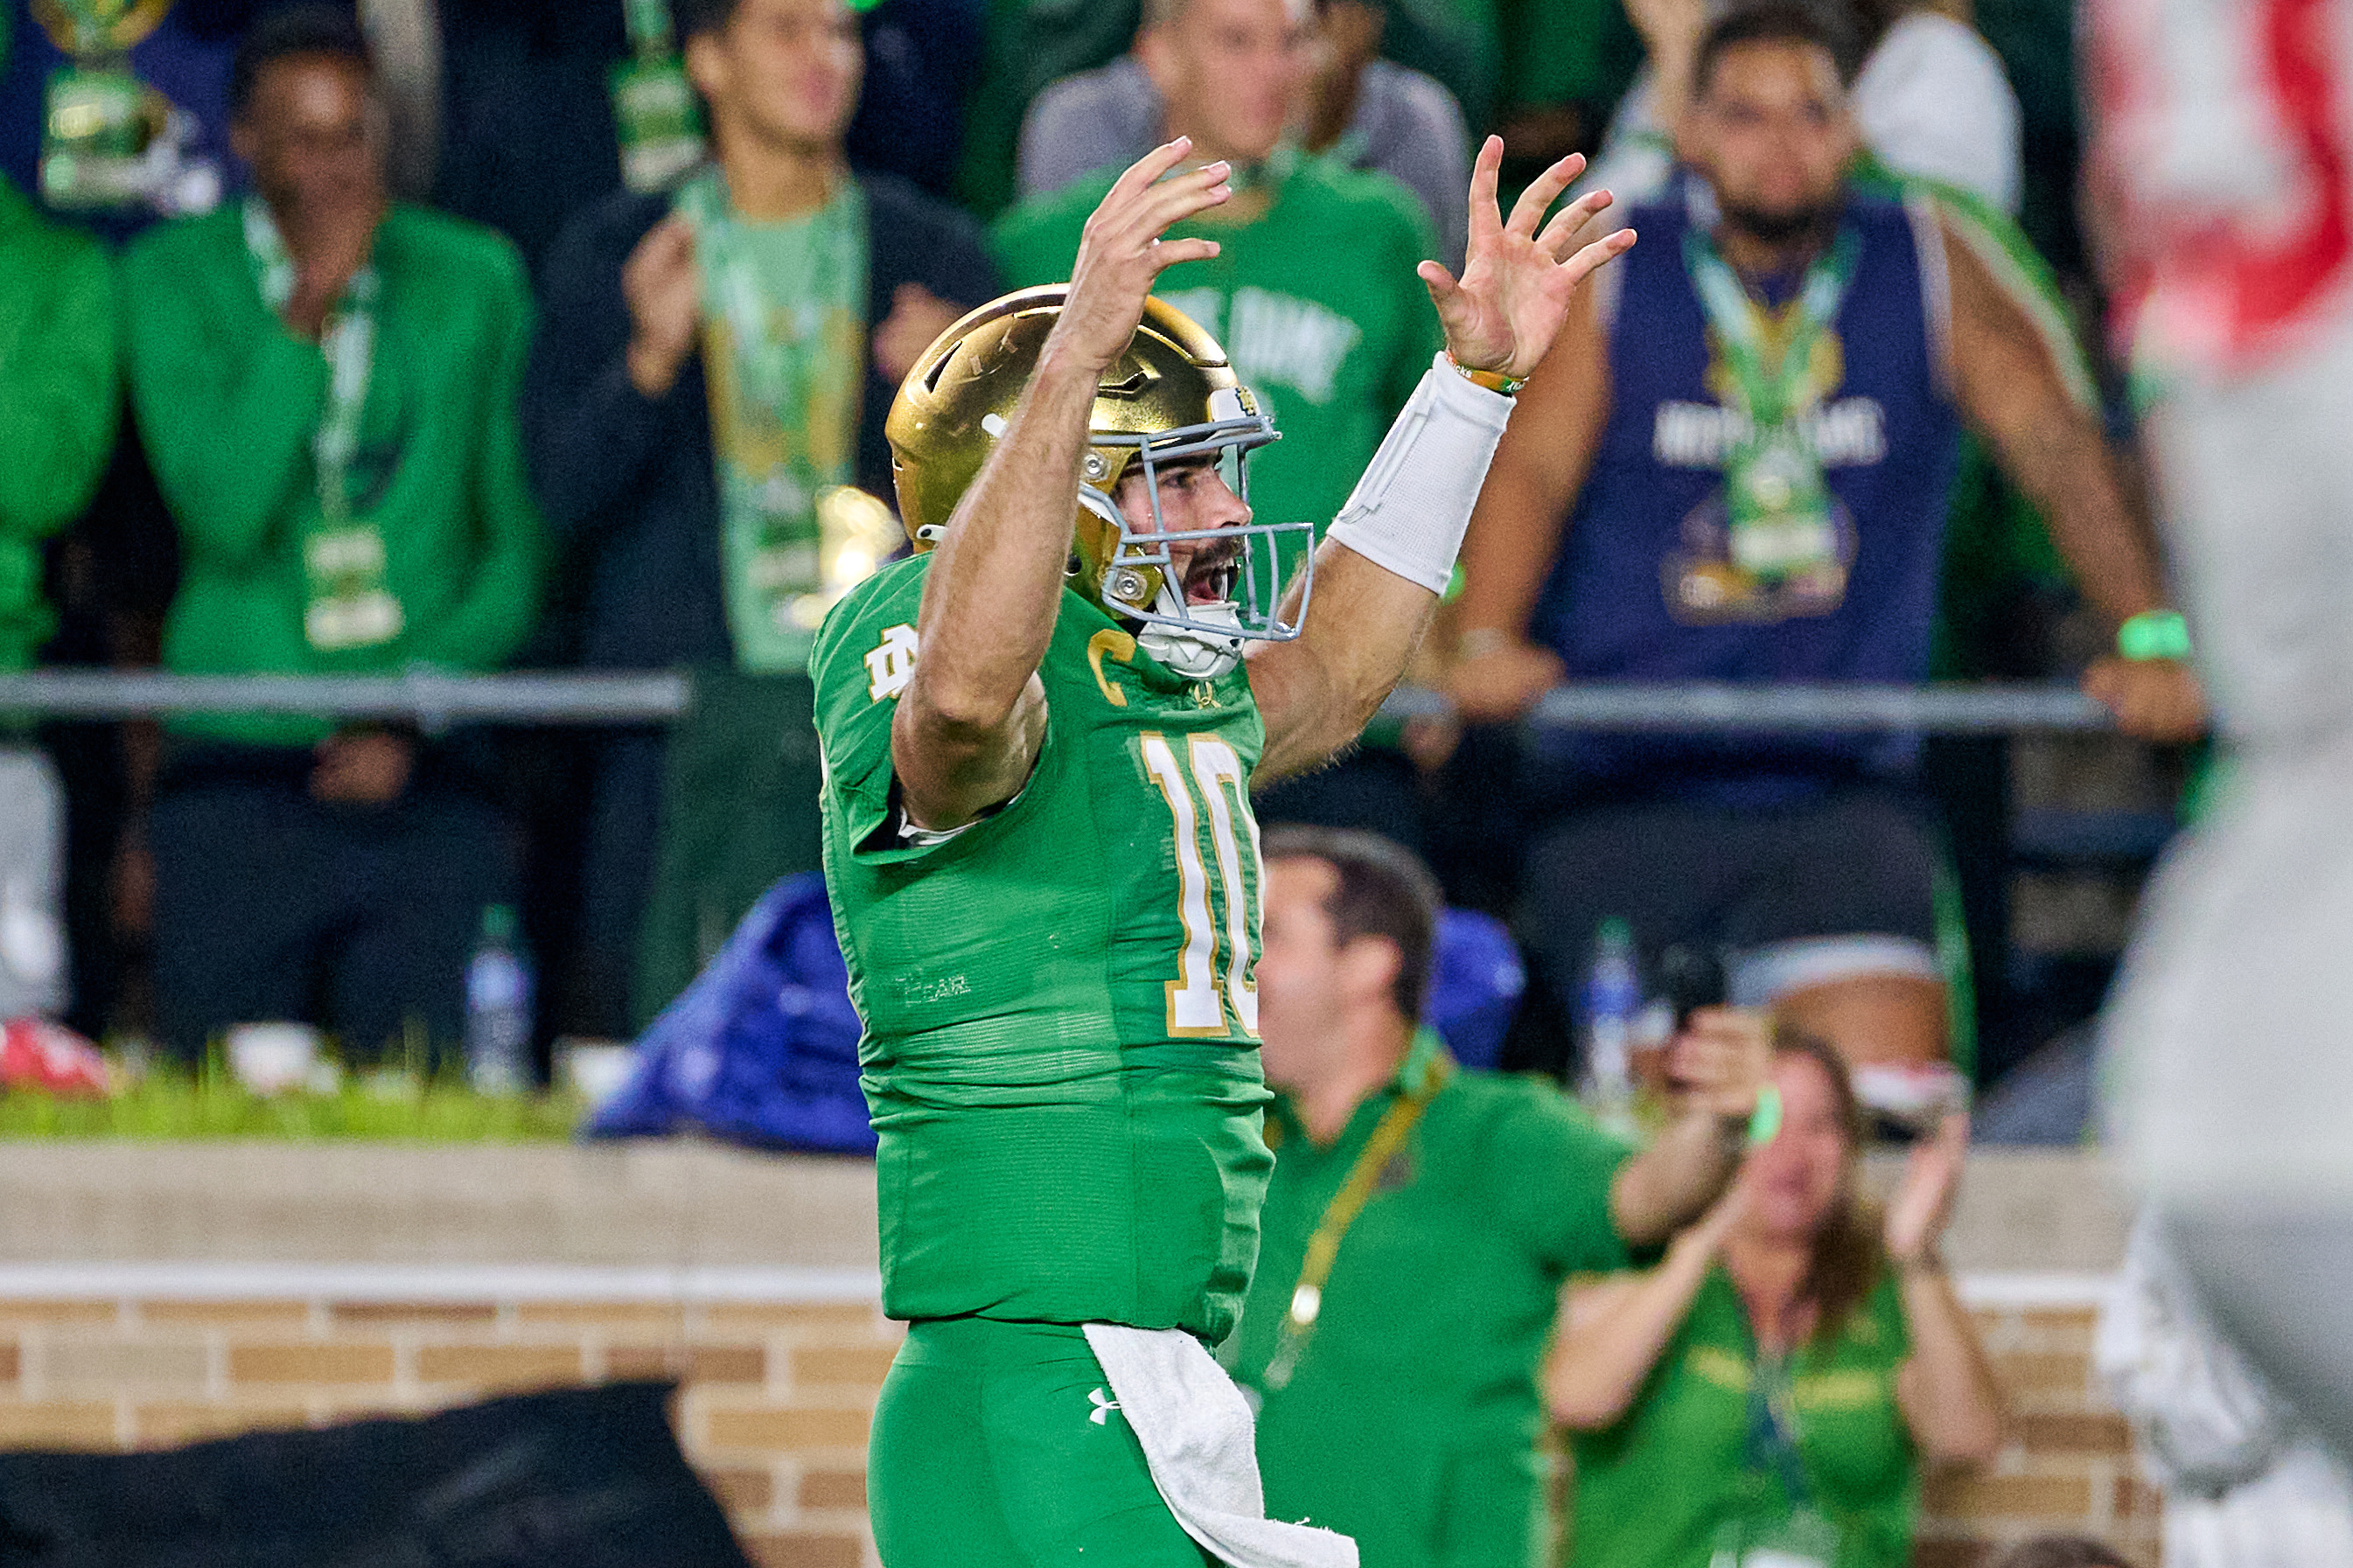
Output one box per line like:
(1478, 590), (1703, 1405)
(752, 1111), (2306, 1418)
(1550, 1035), (2005, 1568)
(1232, 826), (1775, 1568)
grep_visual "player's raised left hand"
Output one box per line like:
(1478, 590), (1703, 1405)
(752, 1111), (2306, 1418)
(1420, 139), (1635, 381)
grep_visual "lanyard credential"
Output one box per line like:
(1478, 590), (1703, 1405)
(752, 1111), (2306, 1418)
(244, 199), (405, 655)
(1681, 226), (1861, 588)
(1709, 1346), (1842, 1568)
(1258, 1046), (1454, 1392)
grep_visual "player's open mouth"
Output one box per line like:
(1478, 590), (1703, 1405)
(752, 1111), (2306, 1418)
(1183, 542), (1241, 604)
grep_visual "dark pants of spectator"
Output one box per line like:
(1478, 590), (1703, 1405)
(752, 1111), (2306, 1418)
(1512, 785), (1943, 1078)
(574, 729), (668, 1041)
(149, 742), (514, 1067)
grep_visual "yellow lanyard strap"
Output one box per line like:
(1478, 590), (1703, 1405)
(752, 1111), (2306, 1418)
(1260, 1050), (1454, 1389)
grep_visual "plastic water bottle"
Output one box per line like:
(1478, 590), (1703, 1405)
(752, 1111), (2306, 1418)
(1581, 916), (1641, 1138)
(464, 904), (534, 1094)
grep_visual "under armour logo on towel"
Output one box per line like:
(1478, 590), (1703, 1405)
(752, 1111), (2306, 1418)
(1088, 1387), (1121, 1425)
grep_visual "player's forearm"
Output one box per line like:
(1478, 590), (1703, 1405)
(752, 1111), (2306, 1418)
(1896, 1262), (2007, 1463)
(1249, 541), (1439, 781)
(907, 346), (1099, 732)
(1608, 1110), (1742, 1247)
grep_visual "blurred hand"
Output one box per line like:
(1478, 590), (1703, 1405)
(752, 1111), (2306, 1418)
(1419, 138), (1635, 380)
(1052, 139), (1232, 376)
(1625, 0), (1707, 56)
(2082, 655), (2207, 743)
(873, 283), (966, 387)
(1446, 636), (1563, 722)
(624, 215), (705, 400)
(311, 729), (415, 807)
(1665, 1006), (1771, 1123)
(278, 190), (387, 340)
(1884, 1111), (1969, 1268)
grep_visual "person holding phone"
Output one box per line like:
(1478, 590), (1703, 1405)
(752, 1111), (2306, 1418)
(1547, 1030), (2002, 1568)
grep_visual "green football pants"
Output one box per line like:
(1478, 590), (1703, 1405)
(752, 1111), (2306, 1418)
(869, 1318), (1218, 1568)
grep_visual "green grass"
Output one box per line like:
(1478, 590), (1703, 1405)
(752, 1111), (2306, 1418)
(0, 1070), (587, 1142)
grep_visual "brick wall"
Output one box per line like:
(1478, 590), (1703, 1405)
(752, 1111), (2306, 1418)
(0, 1278), (2156, 1568)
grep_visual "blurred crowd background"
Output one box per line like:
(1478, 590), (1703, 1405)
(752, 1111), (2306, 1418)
(1, 0), (2178, 1134)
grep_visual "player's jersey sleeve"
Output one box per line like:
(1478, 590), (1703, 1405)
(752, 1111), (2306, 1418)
(808, 554), (1057, 870)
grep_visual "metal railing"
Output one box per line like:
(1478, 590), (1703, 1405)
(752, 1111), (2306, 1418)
(0, 671), (2124, 735)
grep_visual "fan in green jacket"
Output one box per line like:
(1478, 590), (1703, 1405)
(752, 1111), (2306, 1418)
(116, 10), (545, 1066)
(121, 84), (544, 750)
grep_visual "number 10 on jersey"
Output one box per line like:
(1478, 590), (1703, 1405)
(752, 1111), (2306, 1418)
(1139, 733), (1260, 1038)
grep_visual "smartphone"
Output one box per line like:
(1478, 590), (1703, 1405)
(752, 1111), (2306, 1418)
(1657, 944), (1728, 1031)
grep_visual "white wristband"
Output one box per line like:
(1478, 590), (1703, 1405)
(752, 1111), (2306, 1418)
(1323, 352), (1515, 595)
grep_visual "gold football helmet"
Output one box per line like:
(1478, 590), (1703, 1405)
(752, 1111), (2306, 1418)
(885, 286), (1311, 675)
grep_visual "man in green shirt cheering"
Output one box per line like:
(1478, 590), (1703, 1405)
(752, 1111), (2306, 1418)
(1230, 825), (1772, 1568)
(122, 7), (544, 1065)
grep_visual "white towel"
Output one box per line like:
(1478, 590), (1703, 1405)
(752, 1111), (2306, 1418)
(1082, 1323), (1358, 1568)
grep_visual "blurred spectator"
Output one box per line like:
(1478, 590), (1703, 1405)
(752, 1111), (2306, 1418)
(1446, 2), (2198, 1077)
(1017, 0), (1472, 268)
(524, 0), (996, 1034)
(120, 7), (543, 1065)
(1585, 0), (2022, 214)
(0, 164), (115, 1033)
(1548, 1035), (2003, 1567)
(1229, 826), (1770, 1568)
(993, 0), (1441, 609)
(958, 0), (1491, 218)
(2098, 1214), (2353, 1567)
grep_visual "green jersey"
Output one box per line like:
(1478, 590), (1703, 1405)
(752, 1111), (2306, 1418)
(1230, 1031), (1632, 1568)
(1568, 1268), (1917, 1568)
(813, 553), (1274, 1340)
(991, 150), (1442, 579)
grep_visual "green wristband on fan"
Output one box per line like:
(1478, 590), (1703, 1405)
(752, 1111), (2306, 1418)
(2118, 609), (2192, 662)
(1746, 1085), (1783, 1148)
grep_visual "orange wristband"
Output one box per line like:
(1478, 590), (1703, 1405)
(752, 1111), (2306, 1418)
(1447, 356), (1526, 397)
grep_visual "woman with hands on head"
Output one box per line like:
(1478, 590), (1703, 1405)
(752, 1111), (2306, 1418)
(1547, 1032), (2002, 1568)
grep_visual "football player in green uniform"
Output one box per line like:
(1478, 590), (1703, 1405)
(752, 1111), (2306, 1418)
(813, 134), (1635, 1568)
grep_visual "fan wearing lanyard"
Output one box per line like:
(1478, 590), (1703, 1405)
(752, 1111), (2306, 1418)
(1714, 1346), (1843, 1568)
(245, 197), (403, 659)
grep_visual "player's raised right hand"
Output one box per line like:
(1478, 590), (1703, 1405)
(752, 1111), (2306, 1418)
(1049, 138), (1232, 376)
